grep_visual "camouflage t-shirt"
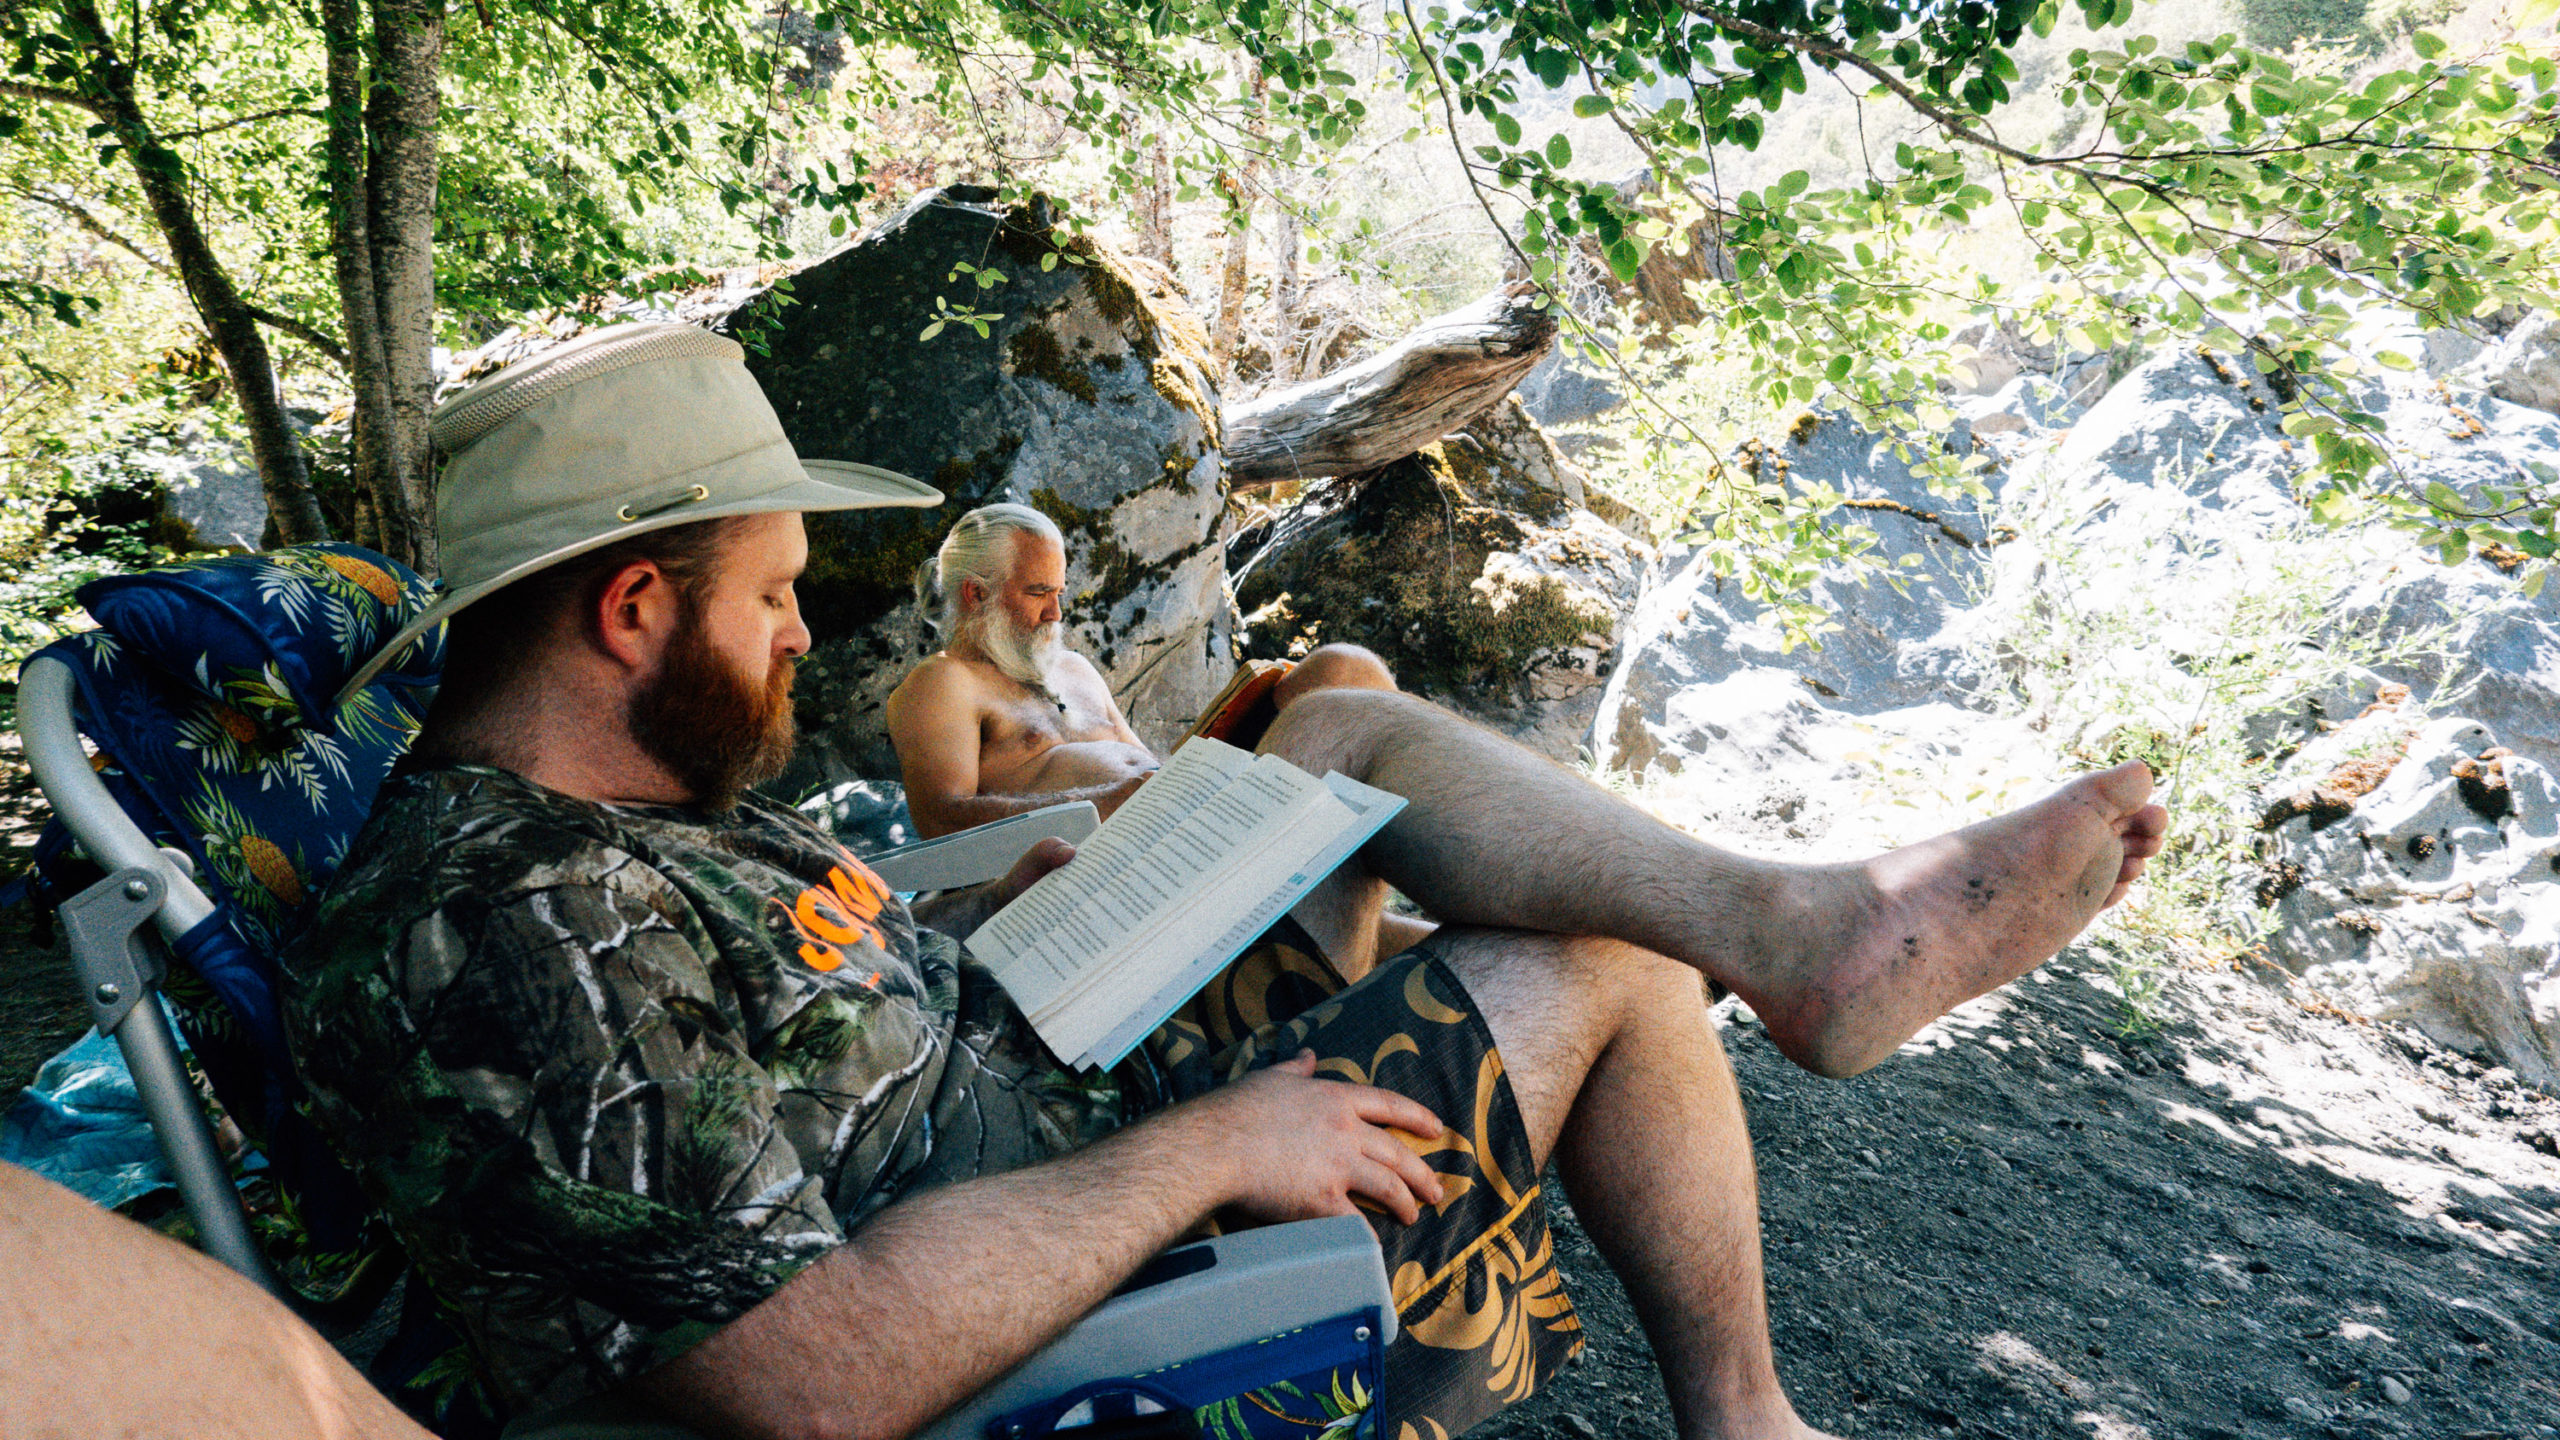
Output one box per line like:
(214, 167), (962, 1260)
(282, 763), (1129, 1415)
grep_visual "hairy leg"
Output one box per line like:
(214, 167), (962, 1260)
(1264, 690), (2168, 1077)
(1274, 642), (1398, 711)
(0, 1162), (429, 1440)
(1270, 641), (1416, 979)
(1432, 930), (1833, 1440)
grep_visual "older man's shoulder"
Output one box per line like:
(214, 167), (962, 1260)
(888, 650), (992, 721)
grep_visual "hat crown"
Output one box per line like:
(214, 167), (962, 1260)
(434, 323), (746, 454)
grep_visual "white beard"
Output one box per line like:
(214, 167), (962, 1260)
(966, 609), (1066, 695)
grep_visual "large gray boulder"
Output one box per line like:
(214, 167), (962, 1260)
(2253, 707), (2560, 1090)
(2475, 311), (2560, 416)
(1591, 410), (2002, 775)
(730, 188), (1236, 784)
(1231, 399), (1654, 758)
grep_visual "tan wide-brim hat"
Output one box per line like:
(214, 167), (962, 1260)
(336, 322), (941, 705)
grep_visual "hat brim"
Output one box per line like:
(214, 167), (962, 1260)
(331, 459), (941, 708)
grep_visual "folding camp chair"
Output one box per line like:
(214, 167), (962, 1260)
(18, 544), (1394, 1440)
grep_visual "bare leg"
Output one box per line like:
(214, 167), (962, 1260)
(1432, 931), (1834, 1440)
(1264, 691), (2168, 1078)
(0, 1162), (429, 1440)
(1274, 642), (1398, 711)
(1270, 643), (1415, 979)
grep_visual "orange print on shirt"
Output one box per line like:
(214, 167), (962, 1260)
(781, 851), (894, 974)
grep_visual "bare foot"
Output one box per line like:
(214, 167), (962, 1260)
(1742, 761), (2169, 1078)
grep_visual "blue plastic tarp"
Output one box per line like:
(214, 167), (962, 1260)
(0, 1023), (173, 1210)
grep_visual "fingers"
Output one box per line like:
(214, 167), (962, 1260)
(1347, 1156), (1422, 1225)
(1366, 1131), (1447, 1210)
(1347, 1085), (1445, 1141)
(1279, 1048), (1319, 1076)
(1000, 838), (1077, 897)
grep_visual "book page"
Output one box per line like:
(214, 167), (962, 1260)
(970, 750), (1331, 1012)
(1073, 772), (1405, 1068)
(967, 738), (1253, 960)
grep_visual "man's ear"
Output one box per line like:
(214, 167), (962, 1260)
(959, 576), (986, 609)
(593, 560), (681, 671)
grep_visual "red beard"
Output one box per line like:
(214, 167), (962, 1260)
(627, 604), (797, 810)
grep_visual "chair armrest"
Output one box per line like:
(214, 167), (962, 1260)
(864, 801), (1101, 893)
(914, 1214), (1394, 1440)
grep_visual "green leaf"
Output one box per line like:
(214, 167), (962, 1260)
(1573, 94), (1613, 118)
(1604, 237), (1643, 282)
(1494, 112), (1523, 147)
(2410, 29), (2447, 60)
(1774, 168), (1809, 199)
(1547, 133), (1572, 168)
(919, 320), (946, 342)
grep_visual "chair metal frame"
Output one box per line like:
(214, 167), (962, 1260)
(19, 653), (281, 1294)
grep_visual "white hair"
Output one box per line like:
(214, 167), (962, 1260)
(933, 502), (1063, 638)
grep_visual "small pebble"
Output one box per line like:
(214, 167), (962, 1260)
(2089, 1316), (2110, 1331)
(2379, 1375), (2413, 1406)
(2159, 1182), (2193, 1201)
(1559, 1412), (1599, 1440)
(2283, 1396), (2323, 1421)
(1858, 1147), (1883, 1169)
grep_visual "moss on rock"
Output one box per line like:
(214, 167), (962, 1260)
(1232, 443), (1619, 702)
(1005, 323), (1100, 404)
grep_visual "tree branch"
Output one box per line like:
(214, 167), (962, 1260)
(0, 78), (111, 118)
(161, 104), (323, 141)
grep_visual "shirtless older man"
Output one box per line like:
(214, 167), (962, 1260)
(886, 503), (1394, 838)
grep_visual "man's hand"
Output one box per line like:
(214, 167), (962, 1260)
(906, 837), (1077, 936)
(994, 836), (1076, 904)
(1098, 769), (1152, 819)
(1184, 1051), (1447, 1225)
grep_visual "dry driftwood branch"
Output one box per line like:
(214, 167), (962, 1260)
(1222, 281), (1558, 490)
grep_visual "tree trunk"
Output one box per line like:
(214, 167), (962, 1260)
(1210, 65), (1267, 372)
(1269, 182), (1304, 387)
(362, 0), (443, 576)
(1136, 139), (1174, 271)
(1221, 282), (1558, 490)
(65, 0), (330, 545)
(322, 0), (394, 554)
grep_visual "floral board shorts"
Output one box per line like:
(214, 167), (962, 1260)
(1122, 919), (1587, 1440)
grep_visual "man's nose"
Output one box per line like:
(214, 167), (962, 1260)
(1038, 595), (1060, 623)
(778, 597), (811, 658)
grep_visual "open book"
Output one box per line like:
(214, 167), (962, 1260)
(967, 736), (1405, 1071)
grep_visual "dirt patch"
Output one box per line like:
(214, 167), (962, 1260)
(2453, 750), (2516, 823)
(1475, 953), (2560, 1440)
(2261, 747), (2407, 833)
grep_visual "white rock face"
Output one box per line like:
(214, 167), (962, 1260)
(2256, 713), (2560, 1089)
(1592, 334), (2560, 1086)
(2475, 311), (2560, 416)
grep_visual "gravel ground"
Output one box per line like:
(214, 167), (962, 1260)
(1478, 950), (2560, 1440)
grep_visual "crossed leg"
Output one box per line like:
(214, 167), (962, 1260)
(1434, 930), (1830, 1440)
(1270, 690), (2167, 1078)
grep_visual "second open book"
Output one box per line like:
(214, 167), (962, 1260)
(967, 736), (1405, 1071)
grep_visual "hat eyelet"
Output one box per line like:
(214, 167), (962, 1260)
(617, 484), (710, 523)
